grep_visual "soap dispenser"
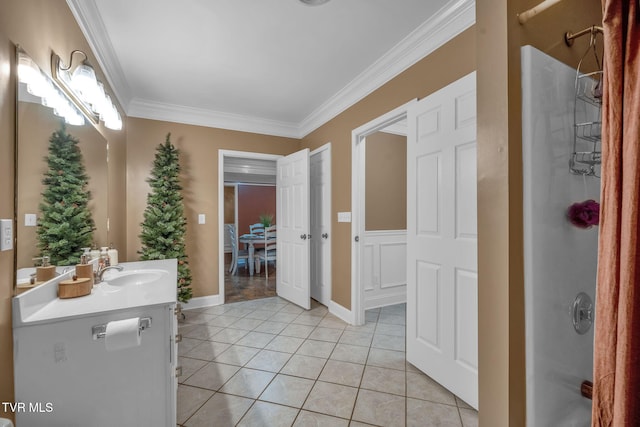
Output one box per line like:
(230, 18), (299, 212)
(75, 250), (94, 286)
(34, 256), (56, 283)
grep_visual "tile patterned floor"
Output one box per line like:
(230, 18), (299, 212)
(178, 297), (478, 427)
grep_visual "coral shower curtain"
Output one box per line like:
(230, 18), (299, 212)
(592, 0), (640, 425)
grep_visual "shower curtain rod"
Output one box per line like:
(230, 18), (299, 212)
(565, 25), (604, 46)
(517, 0), (563, 24)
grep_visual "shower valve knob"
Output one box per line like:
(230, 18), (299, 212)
(572, 292), (594, 335)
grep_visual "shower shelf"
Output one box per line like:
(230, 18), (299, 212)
(575, 121), (602, 142)
(572, 151), (601, 166)
(575, 71), (603, 107)
(570, 69), (603, 176)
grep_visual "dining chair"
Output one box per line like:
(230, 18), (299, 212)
(249, 223), (265, 236)
(227, 224), (250, 275)
(255, 225), (277, 279)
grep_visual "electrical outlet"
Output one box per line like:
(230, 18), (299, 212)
(0, 219), (13, 251)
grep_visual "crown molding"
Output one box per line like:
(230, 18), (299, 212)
(67, 0), (474, 139)
(66, 0), (132, 111)
(128, 98), (301, 138)
(298, 0), (475, 137)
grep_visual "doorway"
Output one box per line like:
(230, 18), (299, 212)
(218, 150), (281, 304)
(223, 182), (278, 303)
(218, 148), (332, 308)
(351, 100), (416, 325)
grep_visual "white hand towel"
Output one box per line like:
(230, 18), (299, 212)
(104, 317), (141, 351)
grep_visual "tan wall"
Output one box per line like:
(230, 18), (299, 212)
(365, 132), (407, 231)
(301, 26), (477, 309)
(0, 0), (129, 417)
(475, 0), (603, 425)
(125, 118), (300, 298)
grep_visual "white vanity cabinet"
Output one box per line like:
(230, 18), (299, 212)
(12, 260), (178, 427)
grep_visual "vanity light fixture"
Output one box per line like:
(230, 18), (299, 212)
(51, 49), (122, 130)
(17, 48), (85, 126)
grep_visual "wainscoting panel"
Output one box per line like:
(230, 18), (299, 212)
(362, 230), (407, 309)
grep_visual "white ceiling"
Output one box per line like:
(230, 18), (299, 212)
(68, 0), (474, 138)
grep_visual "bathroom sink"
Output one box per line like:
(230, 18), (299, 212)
(103, 269), (167, 287)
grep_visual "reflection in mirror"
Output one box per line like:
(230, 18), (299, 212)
(16, 48), (108, 288)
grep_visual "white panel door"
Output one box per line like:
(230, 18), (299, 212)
(406, 72), (478, 409)
(277, 148), (311, 309)
(310, 147), (331, 306)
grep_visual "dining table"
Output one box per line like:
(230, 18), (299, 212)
(238, 233), (276, 276)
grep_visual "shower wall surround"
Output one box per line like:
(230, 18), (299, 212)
(521, 46), (599, 427)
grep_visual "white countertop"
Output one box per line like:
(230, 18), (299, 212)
(13, 259), (177, 327)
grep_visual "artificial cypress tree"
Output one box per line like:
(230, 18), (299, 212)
(139, 133), (192, 303)
(37, 124), (94, 266)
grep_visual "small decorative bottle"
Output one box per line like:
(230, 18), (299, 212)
(107, 243), (118, 266)
(100, 247), (111, 267)
(90, 244), (101, 262)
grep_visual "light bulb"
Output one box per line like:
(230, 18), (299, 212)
(17, 54), (39, 84)
(104, 108), (122, 130)
(65, 110), (85, 126)
(71, 63), (99, 103)
(91, 82), (107, 113)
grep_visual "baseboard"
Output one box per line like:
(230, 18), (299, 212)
(364, 292), (407, 310)
(329, 300), (355, 325)
(181, 294), (223, 310)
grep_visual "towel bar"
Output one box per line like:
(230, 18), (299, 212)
(92, 317), (152, 340)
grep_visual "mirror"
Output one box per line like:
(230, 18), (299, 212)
(15, 48), (108, 286)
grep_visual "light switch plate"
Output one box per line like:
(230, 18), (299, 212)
(0, 219), (13, 251)
(198, 214), (206, 225)
(25, 213), (37, 226)
(337, 212), (351, 223)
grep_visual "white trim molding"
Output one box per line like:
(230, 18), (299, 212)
(128, 98), (301, 139)
(66, 0), (133, 111)
(181, 294), (223, 310)
(298, 0), (475, 137)
(67, 0), (474, 139)
(329, 300), (355, 325)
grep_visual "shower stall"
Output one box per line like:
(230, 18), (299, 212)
(521, 45), (600, 426)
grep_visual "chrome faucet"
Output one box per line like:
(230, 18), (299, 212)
(96, 265), (124, 283)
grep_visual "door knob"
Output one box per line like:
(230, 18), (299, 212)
(355, 236), (359, 242)
(322, 233), (328, 239)
(300, 234), (307, 240)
